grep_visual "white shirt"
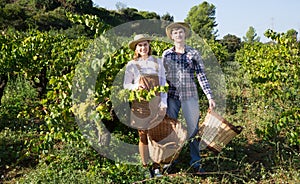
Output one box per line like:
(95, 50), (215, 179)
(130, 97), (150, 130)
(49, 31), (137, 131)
(123, 56), (167, 108)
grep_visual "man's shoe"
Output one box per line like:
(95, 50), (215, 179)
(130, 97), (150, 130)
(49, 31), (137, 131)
(193, 166), (205, 174)
(162, 160), (179, 174)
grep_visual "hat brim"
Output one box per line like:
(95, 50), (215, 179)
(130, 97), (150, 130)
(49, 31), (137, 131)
(166, 22), (190, 40)
(128, 37), (152, 51)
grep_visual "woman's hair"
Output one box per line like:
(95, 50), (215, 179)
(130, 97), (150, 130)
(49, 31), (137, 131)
(133, 41), (152, 61)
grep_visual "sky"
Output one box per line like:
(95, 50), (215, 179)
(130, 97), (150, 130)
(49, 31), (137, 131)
(93, 0), (300, 42)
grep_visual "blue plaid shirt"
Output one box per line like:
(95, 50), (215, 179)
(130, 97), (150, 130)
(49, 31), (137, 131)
(162, 45), (213, 101)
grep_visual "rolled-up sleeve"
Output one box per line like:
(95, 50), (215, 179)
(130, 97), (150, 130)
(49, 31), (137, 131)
(123, 62), (139, 90)
(193, 51), (213, 100)
(157, 58), (167, 108)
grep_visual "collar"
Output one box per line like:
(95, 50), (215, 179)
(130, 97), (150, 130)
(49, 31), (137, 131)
(137, 55), (154, 62)
(170, 45), (192, 54)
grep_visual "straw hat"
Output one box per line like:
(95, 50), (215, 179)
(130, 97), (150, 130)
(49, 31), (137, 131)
(166, 22), (191, 39)
(128, 34), (152, 51)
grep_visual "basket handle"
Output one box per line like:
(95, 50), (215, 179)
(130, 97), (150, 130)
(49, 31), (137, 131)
(207, 107), (212, 113)
(235, 126), (243, 134)
(205, 109), (243, 134)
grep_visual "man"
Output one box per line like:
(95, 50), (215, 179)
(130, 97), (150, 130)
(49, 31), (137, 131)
(162, 22), (216, 173)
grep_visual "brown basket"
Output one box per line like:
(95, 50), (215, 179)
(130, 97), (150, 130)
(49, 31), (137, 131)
(147, 116), (187, 164)
(130, 96), (164, 130)
(198, 109), (243, 154)
(148, 116), (177, 141)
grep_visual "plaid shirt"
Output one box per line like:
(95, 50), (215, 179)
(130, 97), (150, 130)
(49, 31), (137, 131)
(162, 45), (213, 101)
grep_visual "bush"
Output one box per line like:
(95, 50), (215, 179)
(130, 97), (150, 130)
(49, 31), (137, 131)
(0, 75), (39, 130)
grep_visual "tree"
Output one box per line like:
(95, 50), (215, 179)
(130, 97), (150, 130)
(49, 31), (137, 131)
(286, 29), (298, 41)
(243, 26), (260, 43)
(1, 3), (27, 30)
(161, 13), (174, 22)
(34, 0), (61, 11)
(56, 0), (93, 13)
(120, 7), (144, 20)
(138, 11), (160, 19)
(220, 34), (241, 61)
(115, 2), (126, 12)
(220, 34), (241, 53)
(185, 1), (217, 40)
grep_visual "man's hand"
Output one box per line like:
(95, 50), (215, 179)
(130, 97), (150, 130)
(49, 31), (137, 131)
(209, 99), (216, 110)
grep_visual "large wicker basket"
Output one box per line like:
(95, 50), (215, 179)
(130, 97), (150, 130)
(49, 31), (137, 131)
(198, 109), (243, 154)
(147, 116), (187, 164)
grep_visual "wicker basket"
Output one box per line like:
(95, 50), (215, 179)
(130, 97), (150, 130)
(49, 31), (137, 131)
(130, 96), (165, 130)
(198, 109), (243, 154)
(147, 116), (187, 164)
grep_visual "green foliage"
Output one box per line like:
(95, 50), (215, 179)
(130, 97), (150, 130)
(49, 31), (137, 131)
(185, 1), (217, 40)
(62, 0), (93, 13)
(286, 29), (298, 41)
(0, 29), (89, 164)
(0, 129), (39, 172)
(1, 3), (299, 184)
(220, 34), (241, 61)
(243, 26), (260, 43)
(0, 3), (27, 30)
(236, 29), (300, 147)
(0, 0), (172, 33)
(207, 39), (230, 63)
(122, 8), (163, 21)
(15, 141), (144, 183)
(0, 0), (93, 31)
(0, 0), (9, 7)
(115, 2), (127, 11)
(30, 7), (71, 30)
(0, 30), (22, 74)
(0, 76), (39, 130)
(0, 29), (88, 100)
(31, 0), (93, 13)
(33, 0), (61, 11)
(138, 11), (160, 19)
(118, 85), (169, 103)
(66, 12), (111, 37)
(161, 13), (174, 22)
(221, 34), (242, 53)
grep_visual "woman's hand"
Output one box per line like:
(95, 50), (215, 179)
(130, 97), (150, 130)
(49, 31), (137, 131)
(138, 84), (146, 90)
(158, 107), (167, 116)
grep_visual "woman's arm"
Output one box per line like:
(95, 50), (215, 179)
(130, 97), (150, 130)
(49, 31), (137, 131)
(157, 58), (167, 108)
(123, 62), (139, 90)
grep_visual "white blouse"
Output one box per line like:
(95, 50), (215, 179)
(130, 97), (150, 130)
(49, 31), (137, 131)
(123, 56), (167, 108)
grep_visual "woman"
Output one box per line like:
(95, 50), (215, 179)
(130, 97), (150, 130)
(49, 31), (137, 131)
(123, 34), (167, 177)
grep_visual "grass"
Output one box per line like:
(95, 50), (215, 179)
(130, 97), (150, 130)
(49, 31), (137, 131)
(1, 126), (299, 183)
(1, 65), (299, 183)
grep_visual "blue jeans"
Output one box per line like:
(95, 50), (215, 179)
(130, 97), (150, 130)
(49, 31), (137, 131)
(167, 96), (201, 168)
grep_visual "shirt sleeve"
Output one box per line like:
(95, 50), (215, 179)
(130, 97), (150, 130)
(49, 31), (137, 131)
(123, 61), (139, 90)
(157, 58), (167, 108)
(161, 50), (168, 72)
(193, 51), (213, 100)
